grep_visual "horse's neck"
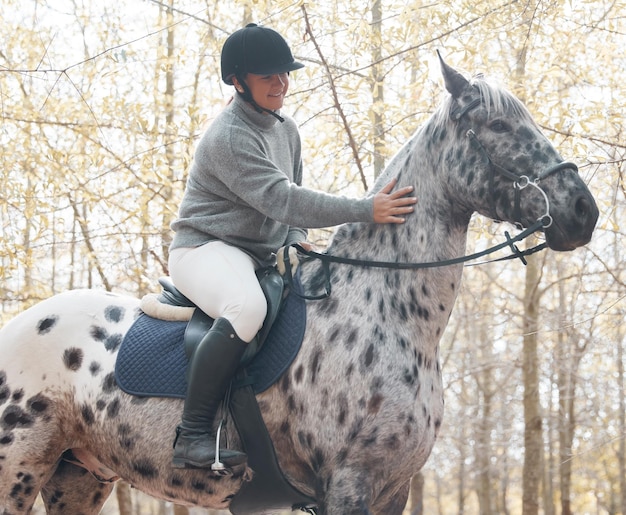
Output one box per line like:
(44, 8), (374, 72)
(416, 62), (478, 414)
(317, 129), (470, 357)
(331, 128), (471, 264)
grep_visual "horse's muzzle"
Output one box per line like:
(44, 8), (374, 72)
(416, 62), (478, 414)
(545, 189), (599, 251)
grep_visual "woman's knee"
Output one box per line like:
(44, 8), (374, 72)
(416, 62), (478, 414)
(225, 287), (267, 342)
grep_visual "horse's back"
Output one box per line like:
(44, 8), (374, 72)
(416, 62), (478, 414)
(0, 288), (139, 339)
(1, 289), (139, 391)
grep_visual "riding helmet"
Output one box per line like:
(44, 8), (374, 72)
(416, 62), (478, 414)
(220, 23), (304, 85)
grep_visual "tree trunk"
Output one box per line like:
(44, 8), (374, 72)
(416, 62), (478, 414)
(160, 0), (176, 272)
(408, 472), (424, 514)
(557, 274), (573, 515)
(522, 249), (542, 515)
(618, 326), (626, 514)
(555, 259), (593, 515)
(115, 482), (133, 515)
(514, 5), (543, 511)
(475, 320), (494, 515)
(499, 399), (511, 515)
(456, 350), (469, 515)
(542, 367), (556, 515)
(370, 0), (385, 178)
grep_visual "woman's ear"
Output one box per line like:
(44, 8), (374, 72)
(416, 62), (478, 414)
(232, 77), (244, 94)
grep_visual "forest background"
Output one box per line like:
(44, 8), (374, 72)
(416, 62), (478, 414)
(1, 0), (625, 514)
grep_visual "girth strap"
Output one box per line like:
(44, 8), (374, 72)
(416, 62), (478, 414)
(228, 375), (317, 514)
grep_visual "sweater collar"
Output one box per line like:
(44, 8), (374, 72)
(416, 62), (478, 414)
(232, 93), (281, 130)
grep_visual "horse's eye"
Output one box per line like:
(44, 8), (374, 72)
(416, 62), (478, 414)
(489, 120), (510, 133)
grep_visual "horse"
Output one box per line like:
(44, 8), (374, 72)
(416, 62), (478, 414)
(0, 56), (598, 515)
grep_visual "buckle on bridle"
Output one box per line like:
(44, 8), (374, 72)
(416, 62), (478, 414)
(514, 175), (531, 189)
(504, 231), (528, 265)
(541, 214), (553, 228)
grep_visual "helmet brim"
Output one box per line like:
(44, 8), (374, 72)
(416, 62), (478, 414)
(225, 61), (305, 85)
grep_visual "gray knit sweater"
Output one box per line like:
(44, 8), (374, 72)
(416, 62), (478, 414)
(170, 94), (374, 265)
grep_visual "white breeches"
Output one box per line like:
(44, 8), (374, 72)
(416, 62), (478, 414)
(168, 241), (267, 343)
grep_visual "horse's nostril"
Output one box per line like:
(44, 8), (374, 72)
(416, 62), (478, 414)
(575, 196), (590, 220)
(574, 193), (599, 232)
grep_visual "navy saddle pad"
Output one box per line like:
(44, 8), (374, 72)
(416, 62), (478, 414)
(115, 279), (306, 397)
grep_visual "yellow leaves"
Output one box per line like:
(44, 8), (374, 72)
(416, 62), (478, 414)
(0, 2), (623, 513)
(0, 3), (621, 285)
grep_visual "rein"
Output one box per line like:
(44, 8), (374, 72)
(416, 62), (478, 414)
(285, 93), (574, 300)
(293, 221), (545, 271)
(284, 220), (547, 300)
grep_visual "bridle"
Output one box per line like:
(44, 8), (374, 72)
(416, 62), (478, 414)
(454, 97), (579, 229)
(282, 95), (578, 300)
(467, 129), (579, 229)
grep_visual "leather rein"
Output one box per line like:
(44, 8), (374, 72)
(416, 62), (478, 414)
(284, 96), (578, 300)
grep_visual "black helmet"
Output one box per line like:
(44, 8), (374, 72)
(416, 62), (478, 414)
(221, 23), (304, 85)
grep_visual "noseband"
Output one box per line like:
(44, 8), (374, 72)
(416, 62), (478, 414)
(280, 95), (577, 297)
(453, 98), (579, 230)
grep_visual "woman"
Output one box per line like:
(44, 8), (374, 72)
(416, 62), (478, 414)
(168, 23), (416, 470)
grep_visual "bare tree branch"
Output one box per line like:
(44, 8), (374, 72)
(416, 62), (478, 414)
(301, 4), (369, 191)
(68, 194), (112, 291)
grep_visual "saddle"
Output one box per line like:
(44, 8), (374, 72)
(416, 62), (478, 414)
(157, 267), (284, 366)
(152, 268), (317, 515)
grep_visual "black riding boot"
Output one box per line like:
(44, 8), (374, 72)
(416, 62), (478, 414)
(172, 317), (248, 469)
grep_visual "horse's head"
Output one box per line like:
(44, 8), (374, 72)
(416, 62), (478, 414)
(436, 53), (598, 251)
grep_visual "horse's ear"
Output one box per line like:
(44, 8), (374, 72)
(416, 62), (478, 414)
(437, 50), (469, 99)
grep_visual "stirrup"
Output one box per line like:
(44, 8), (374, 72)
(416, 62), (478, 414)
(211, 421), (226, 472)
(210, 421), (241, 476)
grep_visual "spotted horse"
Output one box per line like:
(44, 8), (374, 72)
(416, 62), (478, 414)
(0, 56), (598, 514)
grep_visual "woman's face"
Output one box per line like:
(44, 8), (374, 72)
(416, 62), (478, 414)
(237, 72), (289, 112)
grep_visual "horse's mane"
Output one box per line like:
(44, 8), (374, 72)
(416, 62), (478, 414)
(373, 73), (539, 194)
(430, 74), (537, 132)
